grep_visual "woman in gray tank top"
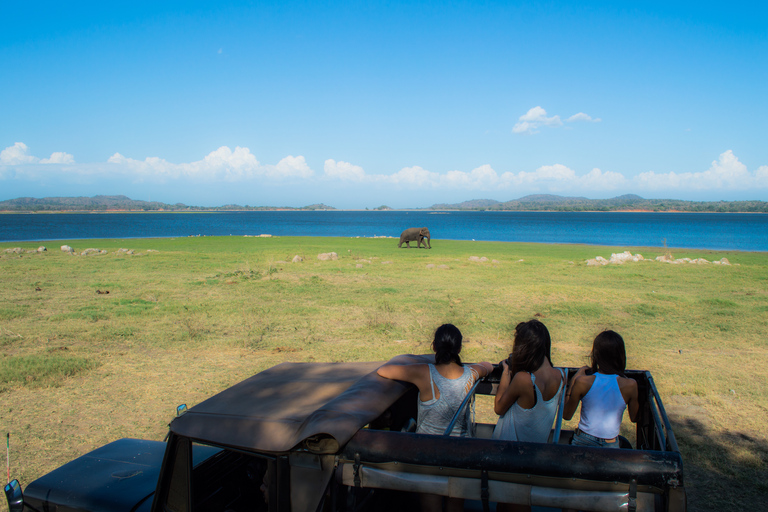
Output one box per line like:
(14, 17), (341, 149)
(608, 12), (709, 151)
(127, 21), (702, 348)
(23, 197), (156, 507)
(378, 323), (492, 512)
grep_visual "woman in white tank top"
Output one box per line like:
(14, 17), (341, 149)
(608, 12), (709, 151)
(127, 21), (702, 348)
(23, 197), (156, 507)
(563, 330), (639, 448)
(493, 319), (565, 445)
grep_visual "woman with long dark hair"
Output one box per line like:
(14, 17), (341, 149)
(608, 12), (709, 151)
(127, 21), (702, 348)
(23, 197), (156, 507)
(563, 330), (639, 448)
(493, 319), (565, 443)
(377, 324), (492, 512)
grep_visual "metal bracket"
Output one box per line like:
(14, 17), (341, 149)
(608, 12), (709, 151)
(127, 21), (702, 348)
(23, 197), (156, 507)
(628, 478), (638, 512)
(481, 470), (490, 512)
(353, 453), (361, 488)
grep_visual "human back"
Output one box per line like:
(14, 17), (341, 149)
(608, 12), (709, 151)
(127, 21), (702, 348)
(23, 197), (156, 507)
(493, 319), (564, 443)
(377, 324), (492, 435)
(563, 330), (639, 447)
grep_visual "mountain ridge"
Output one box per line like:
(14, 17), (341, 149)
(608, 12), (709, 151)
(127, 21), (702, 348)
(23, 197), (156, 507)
(1, 194), (767, 213)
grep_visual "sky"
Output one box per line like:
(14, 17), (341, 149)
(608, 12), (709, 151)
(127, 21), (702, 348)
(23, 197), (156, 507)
(2, 1), (767, 209)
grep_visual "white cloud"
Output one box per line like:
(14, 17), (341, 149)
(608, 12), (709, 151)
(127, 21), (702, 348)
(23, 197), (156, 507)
(443, 164), (499, 188)
(40, 152), (76, 164)
(3, 142), (767, 203)
(567, 112), (601, 123)
(384, 166), (439, 186)
(0, 143), (36, 164)
(512, 106), (563, 134)
(633, 150), (752, 191)
(271, 155), (313, 179)
(323, 159), (366, 181)
(106, 146), (312, 182)
(0, 142), (74, 165)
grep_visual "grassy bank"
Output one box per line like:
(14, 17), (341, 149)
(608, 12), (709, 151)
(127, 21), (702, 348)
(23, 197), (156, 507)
(1, 236), (766, 511)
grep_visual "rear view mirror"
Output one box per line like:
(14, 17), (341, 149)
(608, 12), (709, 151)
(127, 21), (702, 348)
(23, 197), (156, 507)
(4, 479), (23, 512)
(176, 404), (187, 417)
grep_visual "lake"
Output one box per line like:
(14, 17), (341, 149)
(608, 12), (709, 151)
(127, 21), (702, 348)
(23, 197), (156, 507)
(0, 211), (766, 251)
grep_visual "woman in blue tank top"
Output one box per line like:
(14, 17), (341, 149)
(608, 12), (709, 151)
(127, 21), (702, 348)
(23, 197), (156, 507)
(377, 323), (492, 512)
(563, 330), (639, 448)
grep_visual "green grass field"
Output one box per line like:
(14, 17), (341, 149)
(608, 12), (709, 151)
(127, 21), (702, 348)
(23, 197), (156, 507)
(1, 236), (766, 511)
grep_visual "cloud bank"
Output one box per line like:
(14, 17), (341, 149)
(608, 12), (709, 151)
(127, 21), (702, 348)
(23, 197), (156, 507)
(2, 143), (767, 206)
(0, 142), (75, 165)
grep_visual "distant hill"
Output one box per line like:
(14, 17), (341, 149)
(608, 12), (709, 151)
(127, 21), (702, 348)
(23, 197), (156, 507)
(1, 194), (766, 213)
(429, 195), (768, 213)
(0, 196), (336, 212)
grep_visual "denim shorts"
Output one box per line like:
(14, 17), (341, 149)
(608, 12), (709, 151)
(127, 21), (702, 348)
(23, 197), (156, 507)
(570, 429), (620, 449)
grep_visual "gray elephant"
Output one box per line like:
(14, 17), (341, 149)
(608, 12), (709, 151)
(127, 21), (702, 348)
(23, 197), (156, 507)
(399, 227), (431, 249)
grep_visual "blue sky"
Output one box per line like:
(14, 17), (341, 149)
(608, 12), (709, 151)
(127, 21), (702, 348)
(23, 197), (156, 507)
(2, 1), (767, 209)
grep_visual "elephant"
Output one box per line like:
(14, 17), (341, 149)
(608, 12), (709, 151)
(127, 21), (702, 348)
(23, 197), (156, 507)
(399, 227), (431, 249)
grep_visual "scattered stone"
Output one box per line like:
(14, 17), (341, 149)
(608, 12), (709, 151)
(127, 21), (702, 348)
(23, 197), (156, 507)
(586, 256), (609, 266)
(61, 245), (74, 253)
(81, 248), (107, 256)
(292, 255), (303, 263)
(468, 256), (489, 262)
(516, 259), (524, 263)
(437, 264), (450, 269)
(382, 261), (393, 265)
(426, 264), (435, 269)
(259, 234), (272, 238)
(147, 249), (159, 253)
(492, 259), (500, 264)
(96, 290), (110, 294)
(4, 247), (23, 254)
(35, 286), (42, 292)
(317, 252), (338, 261)
(608, 251), (645, 264)
(355, 264), (364, 269)
(37, 246), (47, 252)
(116, 248), (135, 255)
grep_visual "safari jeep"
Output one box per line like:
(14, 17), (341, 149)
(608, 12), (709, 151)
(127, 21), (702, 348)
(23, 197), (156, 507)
(5, 355), (685, 512)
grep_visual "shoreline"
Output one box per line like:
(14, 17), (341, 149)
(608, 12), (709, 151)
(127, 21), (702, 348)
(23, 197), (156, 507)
(1, 209), (766, 214)
(0, 235), (764, 253)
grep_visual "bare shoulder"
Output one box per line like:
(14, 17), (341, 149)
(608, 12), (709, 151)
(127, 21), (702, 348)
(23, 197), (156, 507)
(617, 375), (638, 392)
(570, 373), (596, 397)
(574, 373), (596, 387)
(510, 370), (534, 389)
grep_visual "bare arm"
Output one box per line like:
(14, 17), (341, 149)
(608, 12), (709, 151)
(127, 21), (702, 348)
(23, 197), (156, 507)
(562, 367), (590, 421)
(377, 363), (432, 399)
(494, 362), (532, 416)
(470, 361), (493, 379)
(620, 377), (639, 423)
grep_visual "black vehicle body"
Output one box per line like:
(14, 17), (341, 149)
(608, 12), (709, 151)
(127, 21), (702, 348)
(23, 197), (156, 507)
(5, 356), (686, 512)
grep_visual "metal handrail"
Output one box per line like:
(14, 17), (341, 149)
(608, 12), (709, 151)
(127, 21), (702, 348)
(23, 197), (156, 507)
(443, 378), (481, 436)
(646, 372), (680, 452)
(551, 368), (567, 443)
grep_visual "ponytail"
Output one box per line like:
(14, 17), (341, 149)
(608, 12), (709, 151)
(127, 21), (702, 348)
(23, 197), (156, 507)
(433, 324), (463, 365)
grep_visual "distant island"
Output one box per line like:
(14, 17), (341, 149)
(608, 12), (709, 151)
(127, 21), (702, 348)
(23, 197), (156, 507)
(0, 194), (766, 213)
(429, 194), (768, 213)
(0, 196), (336, 212)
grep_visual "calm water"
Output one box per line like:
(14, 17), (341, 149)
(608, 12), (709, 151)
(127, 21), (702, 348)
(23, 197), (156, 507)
(1, 211), (766, 251)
